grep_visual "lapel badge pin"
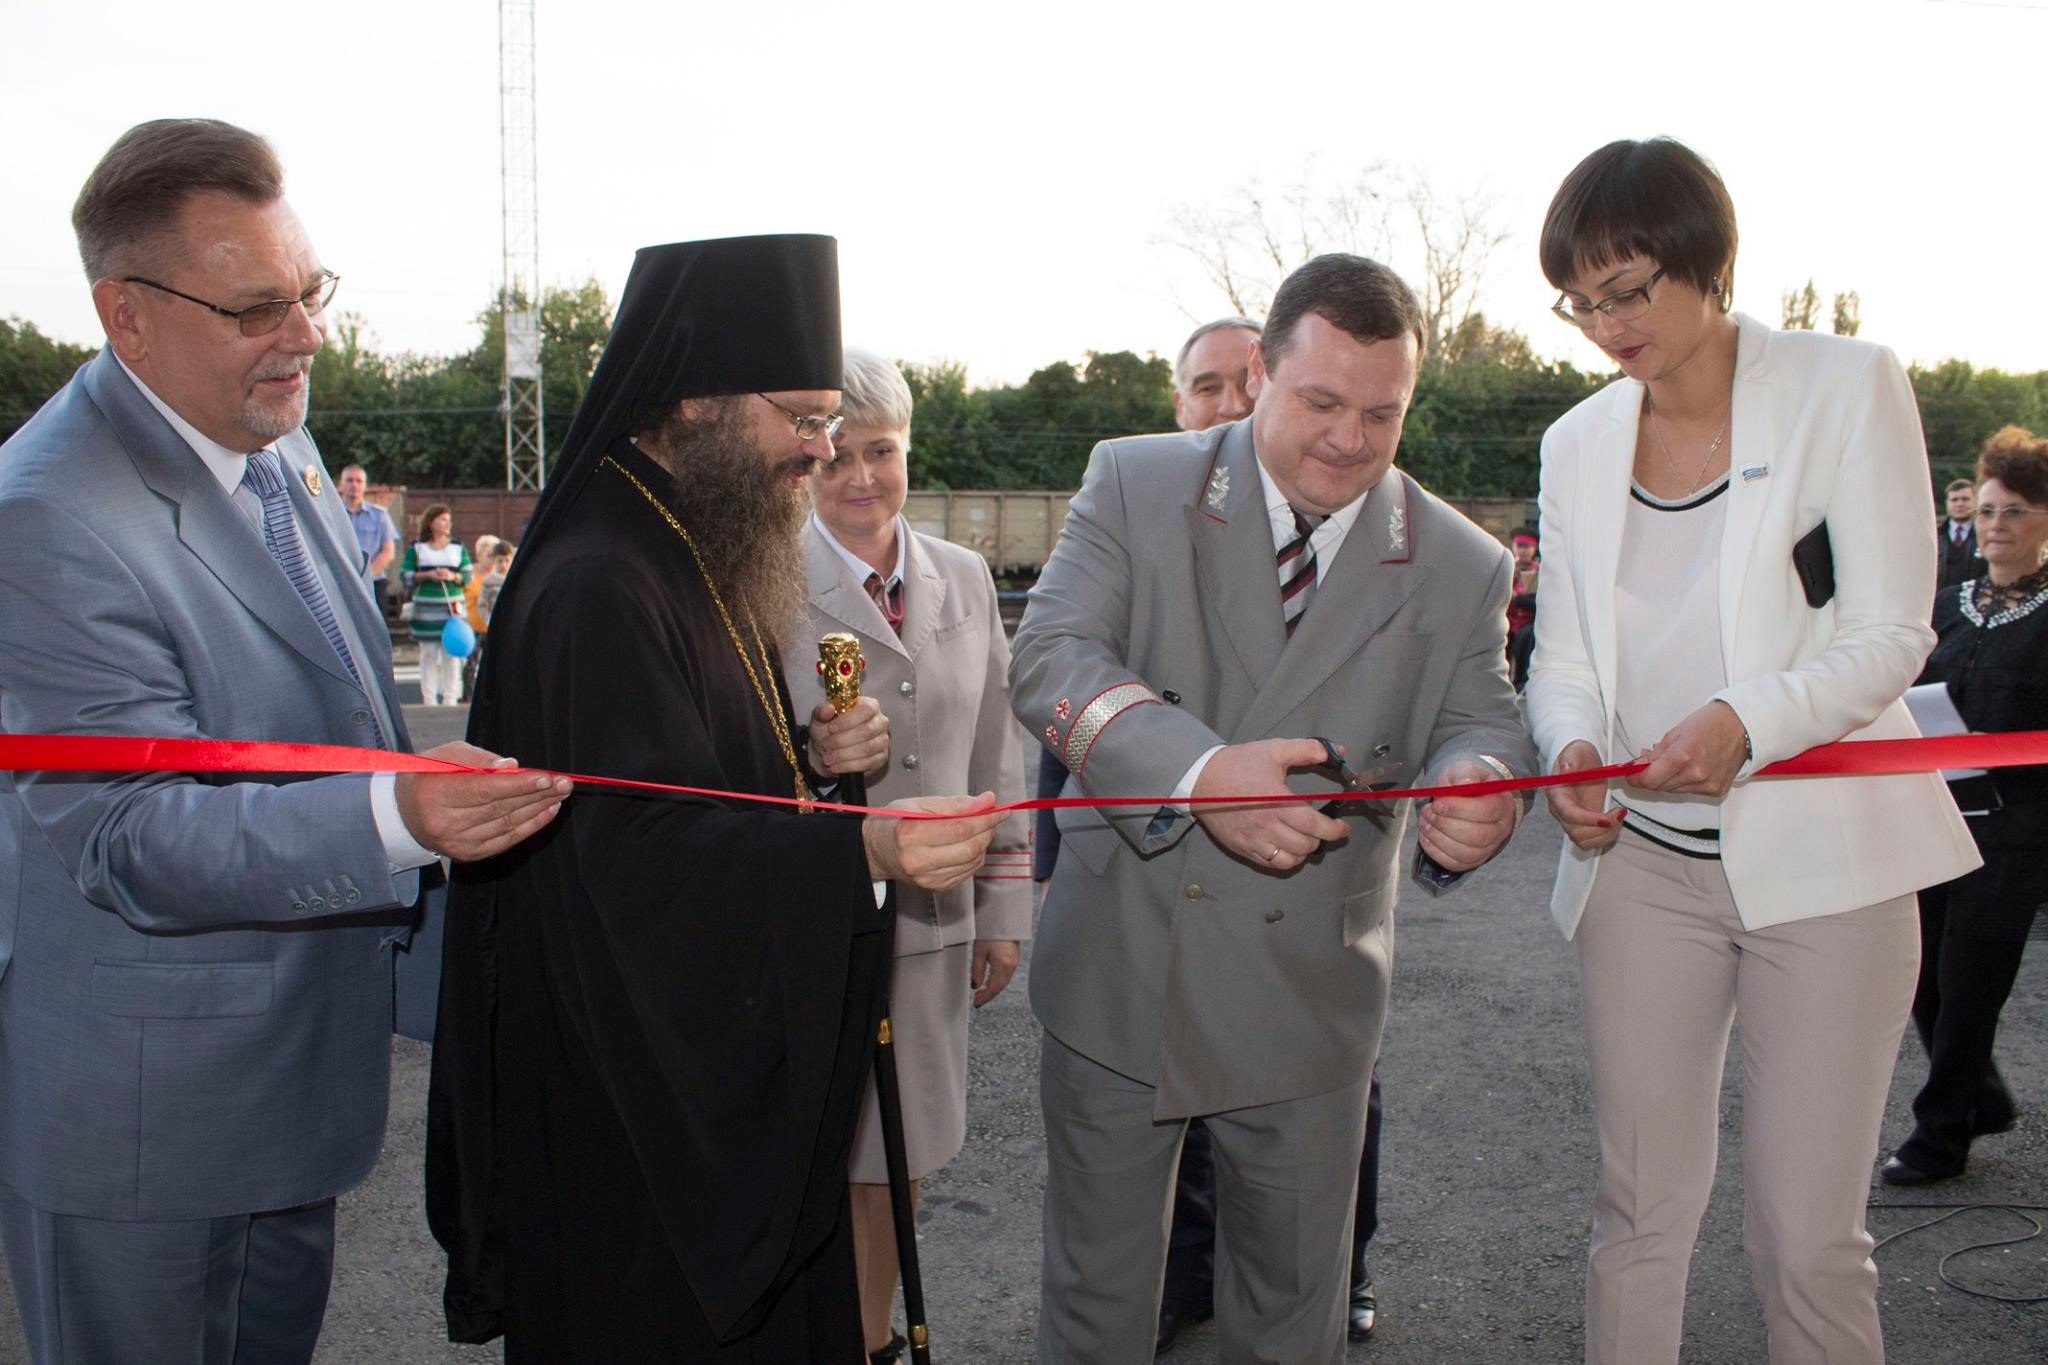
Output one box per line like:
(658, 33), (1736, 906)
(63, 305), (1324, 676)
(1204, 466), (1230, 512)
(1740, 464), (1769, 483)
(1387, 502), (1406, 556)
(302, 464), (322, 496)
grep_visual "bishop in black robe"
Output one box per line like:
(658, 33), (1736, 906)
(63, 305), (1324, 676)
(427, 234), (892, 1363)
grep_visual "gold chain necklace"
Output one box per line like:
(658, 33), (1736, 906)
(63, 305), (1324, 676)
(1645, 392), (1730, 493)
(604, 454), (810, 812)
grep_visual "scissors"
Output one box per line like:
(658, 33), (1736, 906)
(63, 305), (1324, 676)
(1309, 736), (1402, 823)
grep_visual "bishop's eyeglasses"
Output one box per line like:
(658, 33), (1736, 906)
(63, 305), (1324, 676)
(123, 272), (340, 338)
(758, 393), (844, 442)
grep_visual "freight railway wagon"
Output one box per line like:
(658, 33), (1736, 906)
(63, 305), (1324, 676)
(906, 490), (1538, 575)
(387, 487), (1538, 588)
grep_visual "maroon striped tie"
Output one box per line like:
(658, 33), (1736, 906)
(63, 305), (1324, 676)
(866, 571), (905, 635)
(1278, 509), (1319, 636)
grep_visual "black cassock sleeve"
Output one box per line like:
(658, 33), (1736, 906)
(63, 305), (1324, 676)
(429, 554), (888, 1344)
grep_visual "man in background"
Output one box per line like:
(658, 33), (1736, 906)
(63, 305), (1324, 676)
(1937, 477), (1985, 591)
(339, 461), (399, 614)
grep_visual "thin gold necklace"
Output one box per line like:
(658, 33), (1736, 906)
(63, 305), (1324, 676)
(1645, 392), (1730, 493)
(604, 454), (809, 812)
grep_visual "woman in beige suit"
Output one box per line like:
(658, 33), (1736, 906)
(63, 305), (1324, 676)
(1525, 139), (1979, 1365)
(778, 349), (1031, 1364)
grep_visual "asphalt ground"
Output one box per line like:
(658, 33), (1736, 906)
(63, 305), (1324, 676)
(1, 699), (2041, 1363)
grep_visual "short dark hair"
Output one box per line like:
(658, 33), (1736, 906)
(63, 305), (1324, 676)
(1977, 425), (2048, 505)
(416, 503), (454, 542)
(1540, 138), (1737, 311)
(1944, 478), (1975, 495)
(1260, 254), (1425, 374)
(72, 119), (283, 283)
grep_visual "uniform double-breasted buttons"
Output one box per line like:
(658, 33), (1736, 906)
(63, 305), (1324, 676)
(1265, 908), (1285, 924)
(1184, 884), (1203, 900)
(902, 754), (919, 771)
(899, 680), (915, 697)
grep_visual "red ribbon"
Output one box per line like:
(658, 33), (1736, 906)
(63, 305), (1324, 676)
(1, 731), (2044, 818)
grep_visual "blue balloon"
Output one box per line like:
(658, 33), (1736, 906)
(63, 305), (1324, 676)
(441, 615), (477, 658)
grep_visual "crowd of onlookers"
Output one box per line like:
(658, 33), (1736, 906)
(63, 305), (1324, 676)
(338, 466), (515, 705)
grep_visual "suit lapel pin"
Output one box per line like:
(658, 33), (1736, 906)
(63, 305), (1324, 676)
(302, 464), (322, 496)
(1740, 464), (1769, 483)
(1204, 466), (1230, 513)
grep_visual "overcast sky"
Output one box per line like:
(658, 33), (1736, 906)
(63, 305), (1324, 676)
(4, 0), (2042, 385)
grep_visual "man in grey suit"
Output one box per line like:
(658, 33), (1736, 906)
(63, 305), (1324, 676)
(1012, 254), (1535, 1363)
(0, 118), (569, 1365)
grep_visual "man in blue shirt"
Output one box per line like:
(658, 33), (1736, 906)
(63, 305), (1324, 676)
(339, 463), (398, 614)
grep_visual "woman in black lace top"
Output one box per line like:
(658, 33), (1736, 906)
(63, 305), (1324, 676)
(1884, 425), (2048, 1185)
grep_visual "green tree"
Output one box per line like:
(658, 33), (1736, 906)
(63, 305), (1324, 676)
(0, 317), (98, 442)
(1781, 279), (1821, 331)
(1831, 291), (1861, 337)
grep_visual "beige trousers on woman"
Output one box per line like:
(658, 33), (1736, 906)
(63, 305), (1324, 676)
(1575, 828), (1918, 1365)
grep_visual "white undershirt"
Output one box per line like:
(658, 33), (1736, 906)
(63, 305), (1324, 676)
(1613, 474), (1730, 830)
(115, 356), (434, 872)
(811, 511), (907, 594)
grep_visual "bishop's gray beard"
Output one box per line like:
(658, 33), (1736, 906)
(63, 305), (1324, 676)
(655, 400), (812, 641)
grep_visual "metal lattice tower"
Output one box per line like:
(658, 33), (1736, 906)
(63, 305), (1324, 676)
(499, 0), (544, 490)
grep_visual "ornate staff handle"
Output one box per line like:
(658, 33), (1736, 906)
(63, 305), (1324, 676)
(816, 631), (932, 1365)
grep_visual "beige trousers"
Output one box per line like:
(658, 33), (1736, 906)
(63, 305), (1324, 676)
(1034, 1033), (1371, 1365)
(1575, 828), (1918, 1365)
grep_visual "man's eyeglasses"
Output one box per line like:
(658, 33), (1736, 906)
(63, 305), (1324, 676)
(1973, 505), (2047, 525)
(1552, 269), (1665, 330)
(123, 272), (339, 338)
(758, 393), (844, 442)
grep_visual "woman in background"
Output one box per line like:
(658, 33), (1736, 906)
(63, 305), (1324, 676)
(778, 349), (1030, 1364)
(401, 503), (471, 705)
(1524, 137), (1978, 1364)
(1885, 425), (2048, 1185)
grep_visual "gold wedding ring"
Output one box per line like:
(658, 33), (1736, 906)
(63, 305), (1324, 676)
(1266, 846), (1281, 862)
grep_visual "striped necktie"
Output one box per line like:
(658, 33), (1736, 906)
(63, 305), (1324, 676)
(1278, 508), (1321, 636)
(242, 449), (361, 685)
(865, 571), (905, 635)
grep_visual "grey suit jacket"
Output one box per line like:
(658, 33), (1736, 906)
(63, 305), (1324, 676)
(0, 349), (421, 1221)
(779, 523), (1032, 954)
(1010, 420), (1534, 1118)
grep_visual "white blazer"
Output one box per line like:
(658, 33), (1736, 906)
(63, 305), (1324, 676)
(1526, 312), (1979, 936)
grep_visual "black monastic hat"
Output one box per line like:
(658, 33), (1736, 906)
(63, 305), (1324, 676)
(513, 233), (841, 555)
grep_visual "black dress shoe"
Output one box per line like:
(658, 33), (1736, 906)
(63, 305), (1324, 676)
(869, 1331), (907, 1364)
(1155, 1298), (1212, 1354)
(1881, 1154), (1963, 1186)
(1348, 1272), (1378, 1342)
(1972, 1103), (2018, 1138)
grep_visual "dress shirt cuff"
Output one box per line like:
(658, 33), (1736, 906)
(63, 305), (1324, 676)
(372, 771), (438, 872)
(1171, 745), (1226, 815)
(1145, 744), (1225, 840)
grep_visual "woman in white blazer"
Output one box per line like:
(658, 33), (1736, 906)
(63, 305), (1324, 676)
(1524, 139), (1979, 1365)
(777, 349), (1032, 1365)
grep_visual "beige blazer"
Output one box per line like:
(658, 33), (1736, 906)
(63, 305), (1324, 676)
(1010, 419), (1534, 1118)
(1526, 312), (1980, 937)
(780, 521), (1032, 955)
